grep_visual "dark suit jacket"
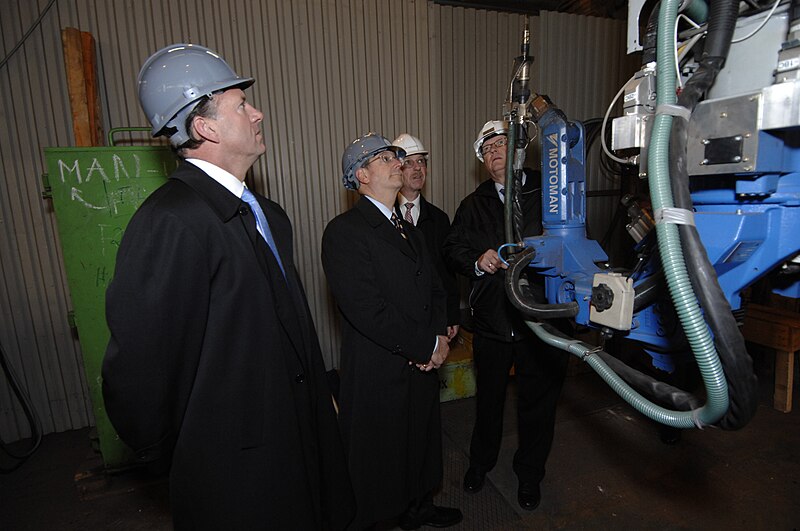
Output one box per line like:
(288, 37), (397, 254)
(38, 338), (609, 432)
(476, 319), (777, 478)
(395, 196), (459, 326)
(322, 196), (446, 529)
(102, 162), (354, 530)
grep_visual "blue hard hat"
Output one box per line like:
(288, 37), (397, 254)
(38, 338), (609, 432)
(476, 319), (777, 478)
(341, 132), (406, 190)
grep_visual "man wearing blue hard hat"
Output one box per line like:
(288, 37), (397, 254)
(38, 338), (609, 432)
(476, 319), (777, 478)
(322, 133), (462, 530)
(102, 44), (354, 529)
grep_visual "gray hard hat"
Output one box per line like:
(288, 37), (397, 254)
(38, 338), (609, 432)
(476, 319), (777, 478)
(341, 132), (406, 190)
(137, 43), (254, 147)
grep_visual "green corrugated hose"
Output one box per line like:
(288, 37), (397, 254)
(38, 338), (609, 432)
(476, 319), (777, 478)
(647, 0), (728, 426)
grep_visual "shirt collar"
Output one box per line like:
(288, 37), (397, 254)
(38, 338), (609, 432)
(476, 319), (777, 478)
(494, 174), (527, 199)
(398, 193), (421, 209)
(185, 158), (245, 198)
(364, 195), (394, 220)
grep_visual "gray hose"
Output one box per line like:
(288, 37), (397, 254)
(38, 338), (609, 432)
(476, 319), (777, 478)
(525, 320), (706, 428)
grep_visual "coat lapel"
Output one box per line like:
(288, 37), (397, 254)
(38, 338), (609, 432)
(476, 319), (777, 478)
(249, 198), (309, 369)
(359, 196), (416, 261)
(171, 164), (309, 367)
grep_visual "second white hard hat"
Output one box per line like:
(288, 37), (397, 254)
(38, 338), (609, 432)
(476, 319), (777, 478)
(392, 133), (428, 157)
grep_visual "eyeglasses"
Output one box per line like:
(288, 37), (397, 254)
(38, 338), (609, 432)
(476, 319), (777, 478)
(402, 157), (428, 169)
(480, 137), (508, 156)
(364, 152), (399, 167)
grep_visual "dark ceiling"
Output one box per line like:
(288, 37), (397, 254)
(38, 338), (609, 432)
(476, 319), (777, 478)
(433, 0), (629, 20)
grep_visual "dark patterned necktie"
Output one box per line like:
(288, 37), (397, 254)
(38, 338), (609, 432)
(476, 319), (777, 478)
(390, 212), (408, 240)
(404, 202), (414, 224)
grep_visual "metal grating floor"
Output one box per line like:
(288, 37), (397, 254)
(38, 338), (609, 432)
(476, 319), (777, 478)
(431, 431), (524, 530)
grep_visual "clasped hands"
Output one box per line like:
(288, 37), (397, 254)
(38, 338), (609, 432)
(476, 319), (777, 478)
(414, 334), (450, 372)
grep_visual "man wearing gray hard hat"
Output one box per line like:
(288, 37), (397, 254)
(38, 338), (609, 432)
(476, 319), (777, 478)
(323, 133), (462, 530)
(102, 44), (354, 529)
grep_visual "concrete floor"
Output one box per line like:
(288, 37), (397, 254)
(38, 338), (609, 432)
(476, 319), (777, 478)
(2, 349), (799, 530)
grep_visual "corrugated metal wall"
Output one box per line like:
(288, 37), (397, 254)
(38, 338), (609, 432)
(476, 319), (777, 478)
(0, 0), (634, 441)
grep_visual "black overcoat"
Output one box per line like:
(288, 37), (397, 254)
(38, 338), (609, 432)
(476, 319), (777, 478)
(443, 171), (543, 340)
(395, 196), (460, 326)
(102, 162), (354, 530)
(322, 197), (447, 529)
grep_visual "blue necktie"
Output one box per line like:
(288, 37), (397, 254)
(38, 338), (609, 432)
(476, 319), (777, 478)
(241, 187), (286, 277)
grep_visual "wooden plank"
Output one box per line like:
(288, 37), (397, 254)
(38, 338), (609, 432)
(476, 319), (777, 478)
(774, 350), (795, 413)
(80, 31), (103, 146)
(742, 304), (800, 352)
(61, 28), (91, 147)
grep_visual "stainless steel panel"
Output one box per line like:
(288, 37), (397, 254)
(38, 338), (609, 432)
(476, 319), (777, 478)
(688, 93), (761, 176)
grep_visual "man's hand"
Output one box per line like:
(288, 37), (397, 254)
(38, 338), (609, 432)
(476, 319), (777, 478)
(477, 249), (507, 274)
(417, 335), (450, 371)
(446, 325), (460, 341)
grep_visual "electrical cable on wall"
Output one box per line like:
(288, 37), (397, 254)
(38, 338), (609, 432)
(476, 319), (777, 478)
(0, 0), (58, 70)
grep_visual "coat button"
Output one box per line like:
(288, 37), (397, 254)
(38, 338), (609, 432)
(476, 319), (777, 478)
(239, 207), (249, 216)
(416, 270), (422, 276)
(295, 373), (305, 383)
(423, 305), (429, 311)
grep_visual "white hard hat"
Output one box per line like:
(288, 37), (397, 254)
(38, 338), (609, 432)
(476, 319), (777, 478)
(474, 120), (508, 162)
(392, 133), (428, 157)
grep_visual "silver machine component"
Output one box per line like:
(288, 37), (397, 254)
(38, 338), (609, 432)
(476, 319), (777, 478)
(687, 92), (762, 176)
(687, 3), (800, 178)
(612, 65), (656, 153)
(776, 15), (800, 83)
(612, 64), (656, 178)
(621, 194), (654, 243)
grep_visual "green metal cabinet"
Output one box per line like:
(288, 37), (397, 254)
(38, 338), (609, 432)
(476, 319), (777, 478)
(44, 141), (177, 469)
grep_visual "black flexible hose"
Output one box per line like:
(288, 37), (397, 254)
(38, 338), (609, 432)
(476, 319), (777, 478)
(669, 0), (758, 430)
(505, 247), (580, 319)
(0, 341), (42, 472)
(642, 1), (661, 65)
(633, 270), (665, 312)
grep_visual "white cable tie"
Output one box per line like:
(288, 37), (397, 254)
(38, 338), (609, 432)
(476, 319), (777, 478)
(656, 103), (691, 121)
(691, 409), (704, 429)
(654, 207), (695, 227)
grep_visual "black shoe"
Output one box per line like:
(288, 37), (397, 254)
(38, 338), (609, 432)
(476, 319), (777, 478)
(463, 467), (486, 493)
(517, 481), (541, 511)
(398, 505), (463, 530)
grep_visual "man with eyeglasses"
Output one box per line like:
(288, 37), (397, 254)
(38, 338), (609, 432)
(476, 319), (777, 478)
(322, 133), (462, 530)
(443, 120), (569, 512)
(392, 133), (459, 341)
